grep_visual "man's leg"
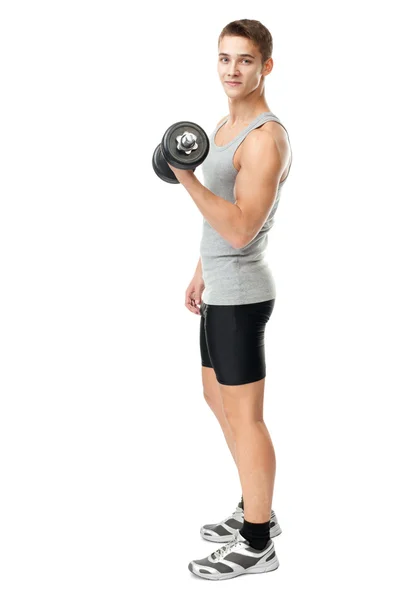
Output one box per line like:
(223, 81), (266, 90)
(219, 377), (276, 525)
(201, 365), (239, 467)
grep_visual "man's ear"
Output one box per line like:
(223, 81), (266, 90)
(263, 58), (273, 76)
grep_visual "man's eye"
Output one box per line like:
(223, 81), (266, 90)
(220, 58), (251, 64)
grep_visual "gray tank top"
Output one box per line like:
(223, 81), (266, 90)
(200, 111), (292, 305)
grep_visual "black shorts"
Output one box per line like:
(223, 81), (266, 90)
(199, 299), (275, 386)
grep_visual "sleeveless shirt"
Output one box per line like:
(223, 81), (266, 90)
(200, 111), (292, 305)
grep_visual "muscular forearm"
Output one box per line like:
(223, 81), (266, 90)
(180, 172), (244, 248)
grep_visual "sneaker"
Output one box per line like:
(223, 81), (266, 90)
(188, 529), (279, 580)
(200, 503), (282, 543)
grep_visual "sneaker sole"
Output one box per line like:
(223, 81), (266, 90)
(188, 553), (280, 580)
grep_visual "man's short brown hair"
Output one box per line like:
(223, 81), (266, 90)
(218, 19), (273, 65)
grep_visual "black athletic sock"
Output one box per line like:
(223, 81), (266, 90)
(238, 495), (244, 510)
(240, 518), (271, 550)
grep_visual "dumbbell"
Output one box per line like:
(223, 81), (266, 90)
(152, 121), (210, 184)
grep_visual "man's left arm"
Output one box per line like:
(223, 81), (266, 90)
(169, 130), (286, 249)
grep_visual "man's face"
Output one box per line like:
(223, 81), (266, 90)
(217, 35), (269, 97)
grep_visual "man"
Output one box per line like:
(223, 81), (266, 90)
(168, 18), (292, 580)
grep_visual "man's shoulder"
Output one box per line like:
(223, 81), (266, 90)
(241, 123), (291, 175)
(254, 120), (288, 142)
(245, 120), (290, 155)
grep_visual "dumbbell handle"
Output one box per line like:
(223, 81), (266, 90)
(153, 121), (209, 183)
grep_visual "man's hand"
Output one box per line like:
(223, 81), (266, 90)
(166, 162), (195, 185)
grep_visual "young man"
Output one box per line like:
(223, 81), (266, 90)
(167, 19), (292, 580)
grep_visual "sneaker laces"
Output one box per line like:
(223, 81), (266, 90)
(216, 506), (243, 536)
(230, 506), (243, 520)
(212, 531), (241, 561)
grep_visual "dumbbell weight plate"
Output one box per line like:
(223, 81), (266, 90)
(152, 144), (180, 184)
(160, 121), (209, 170)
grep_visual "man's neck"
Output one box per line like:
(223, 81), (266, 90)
(226, 102), (270, 126)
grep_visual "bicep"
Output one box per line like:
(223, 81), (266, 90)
(234, 133), (284, 245)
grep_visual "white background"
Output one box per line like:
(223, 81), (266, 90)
(1, 1), (417, 597)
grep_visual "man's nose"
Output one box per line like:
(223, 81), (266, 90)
(228, 63), (240, 76)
